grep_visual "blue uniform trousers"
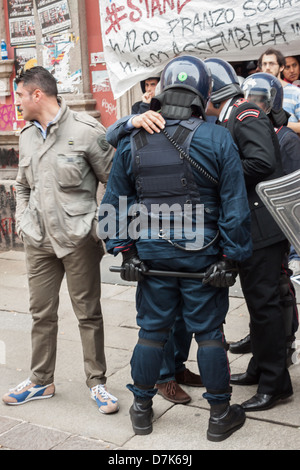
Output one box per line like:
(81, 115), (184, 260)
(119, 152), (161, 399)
(157, 312), (192, 383)
(127, 257), (232, 405)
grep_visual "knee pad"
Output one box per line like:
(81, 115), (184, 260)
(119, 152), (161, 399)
(131, 328), (170, 389)
(195, 336), (230, 395)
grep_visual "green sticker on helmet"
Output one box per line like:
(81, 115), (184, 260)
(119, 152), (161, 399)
(178, 72), (188, 82)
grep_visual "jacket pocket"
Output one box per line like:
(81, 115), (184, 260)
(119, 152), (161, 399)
(20, 204), (45, 245)
(57, 153), (86, 189)
(61, 199), (97, 241)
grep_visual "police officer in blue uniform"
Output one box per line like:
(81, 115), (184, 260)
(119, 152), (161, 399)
(106, 78), (202, 406)
(99, 56), (252, 441)
(205, 58), (294, 412)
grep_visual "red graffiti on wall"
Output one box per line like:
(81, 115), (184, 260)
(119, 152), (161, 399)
(0, 105), (15, 131)
(0, 184), (22, 250)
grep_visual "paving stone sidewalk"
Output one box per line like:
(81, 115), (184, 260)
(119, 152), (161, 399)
(0, 251), (299, 451)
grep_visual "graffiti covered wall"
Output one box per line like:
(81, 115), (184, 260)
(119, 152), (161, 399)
(0, 181), (22, 251)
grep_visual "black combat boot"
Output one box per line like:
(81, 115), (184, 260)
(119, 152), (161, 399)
(207, 402), (246, 442)
(130, 397), (154, 435)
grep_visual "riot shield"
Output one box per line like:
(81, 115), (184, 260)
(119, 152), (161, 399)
(256, 169), (300, 255)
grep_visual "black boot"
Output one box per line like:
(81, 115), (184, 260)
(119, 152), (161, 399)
(207, 402), (246, 442)
(130, 397), (153, 435)
(229, 334), (251, 354)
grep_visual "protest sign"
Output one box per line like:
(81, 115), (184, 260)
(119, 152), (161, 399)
(99, 0), (300, 98)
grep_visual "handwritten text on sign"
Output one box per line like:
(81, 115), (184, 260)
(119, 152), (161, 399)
(99, 0), (300, 98)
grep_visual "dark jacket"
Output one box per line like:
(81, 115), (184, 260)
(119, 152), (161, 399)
(221, 97), (286, 251)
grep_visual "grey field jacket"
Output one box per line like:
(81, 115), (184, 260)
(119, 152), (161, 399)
(15, 97), (114, 258)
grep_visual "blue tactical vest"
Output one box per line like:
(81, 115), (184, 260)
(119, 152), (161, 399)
(131, 118), (203, 210)
(130, 118), (220, 252)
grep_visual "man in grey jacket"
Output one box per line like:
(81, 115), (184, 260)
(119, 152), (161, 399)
(2, 67), (118, 414)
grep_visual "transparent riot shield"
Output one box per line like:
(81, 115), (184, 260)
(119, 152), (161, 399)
(256, 169), (300, 255)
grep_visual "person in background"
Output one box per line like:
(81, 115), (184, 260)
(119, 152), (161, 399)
(2, 67), (119, 415)
(258, 48), (300, 135)
(282, 56), (300, 85)
(131, 75), (161, 114)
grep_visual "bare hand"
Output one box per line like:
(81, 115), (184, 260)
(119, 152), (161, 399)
(132, 110), (165, 134)
(142, 92), (152, 103)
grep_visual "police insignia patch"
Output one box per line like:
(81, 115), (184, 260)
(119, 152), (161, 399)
(97, 134), (109, 150)
(236, 109), (260, 121)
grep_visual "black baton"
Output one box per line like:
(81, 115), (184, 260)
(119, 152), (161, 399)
(109, 266), (205, 279)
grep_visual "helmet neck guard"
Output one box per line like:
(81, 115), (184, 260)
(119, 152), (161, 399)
(150, 88), (206, 120)
(210, 83), (243, 105)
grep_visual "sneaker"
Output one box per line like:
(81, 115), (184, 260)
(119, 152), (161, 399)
(2, 378), (55, 406)
(90, 384), (119, 414)
(175, 368), (204, 387)
(155, 380), (191, 404)
(289, 259), (300, 276)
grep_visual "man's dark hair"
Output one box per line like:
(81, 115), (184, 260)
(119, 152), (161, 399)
(15, 66), (58, 97)
(258, 48), (286, 69)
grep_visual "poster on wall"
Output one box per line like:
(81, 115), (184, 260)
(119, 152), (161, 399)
(99, 0), (300, 99)
(42, 32), (81, 93)
(36, 0), (71, 36)
(7, 0), (33, 17)
(91, 70), (111, 93)
(14, 46), (37, 75)
(7, 0), (35, 46)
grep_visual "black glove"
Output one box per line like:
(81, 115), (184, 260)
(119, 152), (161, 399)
(121, 248), (148, 282)
(203, 256), (238, 288)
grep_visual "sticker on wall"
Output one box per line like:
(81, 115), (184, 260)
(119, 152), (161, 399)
(92, 70), (111, 93)
(42, 33), (81, 94)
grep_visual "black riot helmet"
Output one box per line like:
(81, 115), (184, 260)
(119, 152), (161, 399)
(151, 55), (212, 120)
(204, 58), (243, 107)
(241, 72), (283, 114)
(241, 72), (289, 126)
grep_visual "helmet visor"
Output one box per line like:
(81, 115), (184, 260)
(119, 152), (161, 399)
(244, 90), (272, 114)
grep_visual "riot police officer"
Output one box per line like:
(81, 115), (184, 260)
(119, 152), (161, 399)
(233, 72), (299, 365)
(99, 56), (252, 441)
(205, 58), (293, 412)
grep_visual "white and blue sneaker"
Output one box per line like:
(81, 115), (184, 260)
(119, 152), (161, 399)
(90, 384), (119, 414)
(2, 378), (55, 405)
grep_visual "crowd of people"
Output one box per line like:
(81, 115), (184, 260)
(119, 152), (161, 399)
(1, 47), (299, 443)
